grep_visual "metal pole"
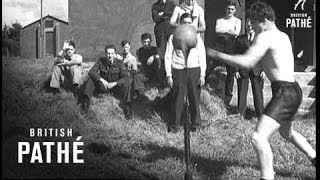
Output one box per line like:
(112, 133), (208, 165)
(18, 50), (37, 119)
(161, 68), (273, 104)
(40, 0), (43, 58)
(184, 67), (192, 180)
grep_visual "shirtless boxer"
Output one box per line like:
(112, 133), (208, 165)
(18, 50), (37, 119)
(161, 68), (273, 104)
(206, 2), (316, 180)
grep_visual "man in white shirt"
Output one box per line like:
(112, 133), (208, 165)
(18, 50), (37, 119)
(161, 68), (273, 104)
(50, 40), (83, 99)
(120, 40), (147, 99)
(169, 0), (206, 34)
(165, 12), (206, 133)
(214, 1), (241, 109)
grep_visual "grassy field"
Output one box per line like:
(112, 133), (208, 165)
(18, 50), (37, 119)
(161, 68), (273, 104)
(2, 57), (316, 179)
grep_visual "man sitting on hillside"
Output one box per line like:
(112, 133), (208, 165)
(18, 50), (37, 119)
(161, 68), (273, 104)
(136, 33), (164, 91)
(50, 40), (83, 99)
(120, 40), (148, 99)
(81, 44), (134, 119)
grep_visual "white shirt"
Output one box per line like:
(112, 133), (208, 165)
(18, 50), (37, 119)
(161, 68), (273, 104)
(215, 16), (241, 36)
(119, 52), (138, 71)
(173, 2), (204, 30)
(164, 34), (206, 77)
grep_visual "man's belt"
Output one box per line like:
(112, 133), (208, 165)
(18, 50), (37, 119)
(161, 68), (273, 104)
(218, 36), (237, 40)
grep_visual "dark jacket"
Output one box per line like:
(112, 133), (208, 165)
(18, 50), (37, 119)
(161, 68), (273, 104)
(151, 0), (176, 25)
(88, 57), (129, 86)
(136, 46), (158, 68)
(235, 34), (251, 54)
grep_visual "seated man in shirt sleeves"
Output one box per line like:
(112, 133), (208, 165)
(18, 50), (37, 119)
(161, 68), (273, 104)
(165, 12), (206, 133)
(120, 40), (148, 99)
(50, 40), (83, 98)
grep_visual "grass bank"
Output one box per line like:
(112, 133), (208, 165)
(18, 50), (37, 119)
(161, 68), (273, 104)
(2, 57), (316, 179)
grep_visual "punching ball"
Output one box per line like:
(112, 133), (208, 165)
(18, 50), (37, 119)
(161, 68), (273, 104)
(173, 24), (197, 59)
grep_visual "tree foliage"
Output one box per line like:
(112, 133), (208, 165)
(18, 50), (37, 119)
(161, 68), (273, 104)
(2, 22), (22, 57)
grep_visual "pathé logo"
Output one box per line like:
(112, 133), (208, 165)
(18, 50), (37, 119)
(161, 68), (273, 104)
(294, 0), (307, 10)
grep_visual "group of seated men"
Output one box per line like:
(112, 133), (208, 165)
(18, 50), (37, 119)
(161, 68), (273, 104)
(49, 33), (163, 120)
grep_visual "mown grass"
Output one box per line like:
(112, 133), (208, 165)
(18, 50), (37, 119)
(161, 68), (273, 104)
(2, 57), (316, 179)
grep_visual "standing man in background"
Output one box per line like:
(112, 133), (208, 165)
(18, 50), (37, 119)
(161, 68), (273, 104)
(215, 0), (241, 111)
(169, 0), (206, 34)
(152, 0), (176, 80)
(235, 18), (265, 119)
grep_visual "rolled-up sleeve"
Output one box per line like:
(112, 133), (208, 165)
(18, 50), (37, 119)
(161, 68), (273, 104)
(71, 54), (83, 64)
(215, 19), (227, 34)
(164, 35), (174, 77)
(235, 18), (242, 36)
(197, 36), (206, 77)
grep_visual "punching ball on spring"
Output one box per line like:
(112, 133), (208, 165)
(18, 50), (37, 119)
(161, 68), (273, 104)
(172, 24), (197, 59)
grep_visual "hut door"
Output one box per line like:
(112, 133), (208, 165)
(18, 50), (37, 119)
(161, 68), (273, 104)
(46, 32), (55, 56)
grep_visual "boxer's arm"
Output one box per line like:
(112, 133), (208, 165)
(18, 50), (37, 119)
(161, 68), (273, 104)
(207, 33), (270, 70)
(234, 18), (242, 36)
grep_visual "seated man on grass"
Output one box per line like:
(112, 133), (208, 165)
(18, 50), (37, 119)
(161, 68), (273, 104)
(81, 44), (134, 119)
(136, 33), (164, 92)
(120, 40), (148, 99)
(49, 40), (83, 99)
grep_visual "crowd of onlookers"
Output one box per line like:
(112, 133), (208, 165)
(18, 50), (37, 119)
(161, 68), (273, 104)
(47, 1), (316, 179)
(49, 0), (263, 124)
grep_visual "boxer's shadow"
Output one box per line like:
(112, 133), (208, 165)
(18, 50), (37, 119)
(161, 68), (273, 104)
(131, 94), (155, 120)
(142, 143), (230, 178)
(142, 143), (314, 179)
(86, 142), (112, 155)
(150, 93), (174, 126)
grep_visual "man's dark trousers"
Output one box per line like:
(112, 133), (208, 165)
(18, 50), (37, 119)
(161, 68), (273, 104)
(170, 67), (201, 128)
(220, 37), (237, 105)
(237, 70), (264, 117)
(249, 70), (264, 117)
(83, 76), (133, 103)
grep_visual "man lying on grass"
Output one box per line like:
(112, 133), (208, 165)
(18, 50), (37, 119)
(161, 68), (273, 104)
(206, 1), (316, 180)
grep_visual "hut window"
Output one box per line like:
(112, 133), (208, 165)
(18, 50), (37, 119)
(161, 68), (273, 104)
(45, 20), (54, 28)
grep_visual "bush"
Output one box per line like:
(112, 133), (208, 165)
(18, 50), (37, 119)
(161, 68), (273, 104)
(2, 22), (22, 57)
